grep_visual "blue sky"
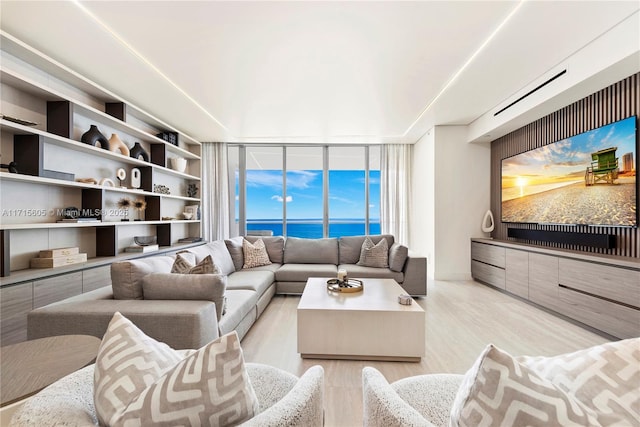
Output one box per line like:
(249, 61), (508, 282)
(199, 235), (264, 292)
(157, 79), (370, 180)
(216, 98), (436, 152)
(242, 169), (380, 220)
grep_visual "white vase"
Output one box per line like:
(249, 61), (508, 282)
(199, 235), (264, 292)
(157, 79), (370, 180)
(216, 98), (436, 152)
(481, 210), (495, 233)
(170, 157), (187, 173)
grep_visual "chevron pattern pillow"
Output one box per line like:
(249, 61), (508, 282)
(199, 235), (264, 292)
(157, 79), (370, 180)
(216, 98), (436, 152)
(357, 236), (389, 268)
(171, 253), (220, 274)
(242, 238), (272, 268)
(95, 313), (258, 427)
(518, 337), (640, 425)
(449, 344), (602, 427)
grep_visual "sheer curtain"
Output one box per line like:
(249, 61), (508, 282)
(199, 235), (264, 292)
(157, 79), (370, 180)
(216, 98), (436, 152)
(380, 144), (412, 245)
(201, 142), (230, 241)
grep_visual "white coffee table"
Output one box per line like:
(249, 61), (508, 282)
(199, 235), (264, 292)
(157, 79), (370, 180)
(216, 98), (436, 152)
(297, 277), (425, 362)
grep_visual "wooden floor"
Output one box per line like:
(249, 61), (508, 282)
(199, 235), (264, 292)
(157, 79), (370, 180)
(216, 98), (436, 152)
(240, 279), (610, 427)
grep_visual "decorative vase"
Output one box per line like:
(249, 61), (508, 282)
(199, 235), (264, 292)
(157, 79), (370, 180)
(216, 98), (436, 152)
(129, 142), (149, 162)
(81, 125), (109, 150)
(481, 210), (495, 234)
(108, 133), (130, 156)
(170, 157), (187, 173)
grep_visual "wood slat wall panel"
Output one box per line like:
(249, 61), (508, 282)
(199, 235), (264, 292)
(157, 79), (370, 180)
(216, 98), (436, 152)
(491, 73), (639, 258)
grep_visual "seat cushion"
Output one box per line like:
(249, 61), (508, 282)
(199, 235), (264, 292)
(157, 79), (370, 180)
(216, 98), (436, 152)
(219, 290), (259, 336)
(227, 270), (275, 294)
(275, 264), (338, 282)
(338, 264), (404, 283)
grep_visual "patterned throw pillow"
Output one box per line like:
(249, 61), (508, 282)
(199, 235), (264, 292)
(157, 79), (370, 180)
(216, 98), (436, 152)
(94, 312), (185, 426)
(449, 344), (602, 427)
(357, 236), (389, 268)
(171, 253), (220, 274)
(242, 238), (272, 269)
(517, 337), (640, 426)
(94, 313), (259, 427)
(113, 330), (259, 427)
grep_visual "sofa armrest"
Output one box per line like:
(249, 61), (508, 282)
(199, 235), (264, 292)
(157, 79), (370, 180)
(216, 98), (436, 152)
(27, 296), (219, 350)
(401, 256), (427, 296)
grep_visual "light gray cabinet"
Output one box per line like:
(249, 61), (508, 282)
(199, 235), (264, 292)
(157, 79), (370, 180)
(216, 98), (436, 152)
(470, 242), (505, 289)
(471, 238), (640, 339)
(505, 249), (528, 299)
(0, 282), (32, 345)
(34, 272), (83, 309)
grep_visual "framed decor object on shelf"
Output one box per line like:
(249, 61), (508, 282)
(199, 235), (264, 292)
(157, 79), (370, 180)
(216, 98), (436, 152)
(185, 205), (200, 220)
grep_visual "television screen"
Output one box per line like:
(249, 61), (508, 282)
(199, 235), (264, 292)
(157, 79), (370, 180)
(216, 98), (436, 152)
(501, 116), (637, 227)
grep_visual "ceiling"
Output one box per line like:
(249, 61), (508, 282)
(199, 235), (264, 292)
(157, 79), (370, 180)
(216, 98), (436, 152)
(1, 1), (639, 144)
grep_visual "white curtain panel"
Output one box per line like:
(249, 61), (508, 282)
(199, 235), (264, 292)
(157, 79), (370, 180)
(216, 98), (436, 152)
(380, 144), (412, 245)
(202, 142), (230, 241)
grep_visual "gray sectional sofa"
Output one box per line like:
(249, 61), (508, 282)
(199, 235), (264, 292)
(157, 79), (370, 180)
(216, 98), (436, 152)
(27, 234), (426, 349)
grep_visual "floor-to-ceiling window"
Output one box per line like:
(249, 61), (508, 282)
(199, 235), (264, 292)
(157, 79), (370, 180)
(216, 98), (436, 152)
(230, 145), (380, 238)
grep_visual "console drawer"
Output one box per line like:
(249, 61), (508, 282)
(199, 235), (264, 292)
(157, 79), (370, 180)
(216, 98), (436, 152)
(558, 285), (640, 339)
(471, 242), (505, 268)
(472, 260), (505, 289)
(559, 258), (640, 307)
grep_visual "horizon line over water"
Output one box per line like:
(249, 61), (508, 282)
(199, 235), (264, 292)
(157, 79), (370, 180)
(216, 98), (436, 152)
(502, 180), (582, 202)
(245, 219), (381, 238)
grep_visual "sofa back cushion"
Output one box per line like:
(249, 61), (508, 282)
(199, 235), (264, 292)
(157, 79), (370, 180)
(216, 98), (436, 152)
(225, 236), (245, 271)
(184, 241), (235, 275)
(339, 235), (395, 264)
(111, 256), (175, 299)
(246, 235), (285, 264)
(284, 237), (339, 264)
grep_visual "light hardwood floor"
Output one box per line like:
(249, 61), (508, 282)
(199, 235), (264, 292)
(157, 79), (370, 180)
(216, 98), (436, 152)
(240, 279), (610, 427)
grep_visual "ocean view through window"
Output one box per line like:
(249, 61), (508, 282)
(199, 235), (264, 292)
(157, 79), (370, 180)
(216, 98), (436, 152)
(230, 145), (380, 238)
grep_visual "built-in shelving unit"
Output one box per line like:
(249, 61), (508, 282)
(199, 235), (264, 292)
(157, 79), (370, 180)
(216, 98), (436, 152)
(0, 31), (203, 278)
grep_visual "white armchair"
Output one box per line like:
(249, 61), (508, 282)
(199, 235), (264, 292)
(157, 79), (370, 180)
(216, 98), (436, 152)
(10, 363), (324, 427)
(362, 367), (463, 427)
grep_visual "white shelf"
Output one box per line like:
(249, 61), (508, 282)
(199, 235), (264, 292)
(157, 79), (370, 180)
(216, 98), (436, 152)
(0, 172), (200, 201)
(0, 31), (203, 281)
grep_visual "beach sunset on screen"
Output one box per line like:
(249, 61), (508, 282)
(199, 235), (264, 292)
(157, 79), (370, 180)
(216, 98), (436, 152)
(501, 116), (637, 226)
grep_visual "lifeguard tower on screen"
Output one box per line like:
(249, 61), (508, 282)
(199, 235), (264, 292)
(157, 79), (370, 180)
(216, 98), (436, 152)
(585, 146), (619, 186)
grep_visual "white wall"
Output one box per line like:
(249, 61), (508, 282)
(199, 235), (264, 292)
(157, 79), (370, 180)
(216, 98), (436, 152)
(411, 125), (491, 280)
(410, 129), (435, 278)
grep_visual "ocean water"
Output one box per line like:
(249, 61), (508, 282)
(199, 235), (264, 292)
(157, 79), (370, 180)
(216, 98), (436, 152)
(247, 220), (381, 238)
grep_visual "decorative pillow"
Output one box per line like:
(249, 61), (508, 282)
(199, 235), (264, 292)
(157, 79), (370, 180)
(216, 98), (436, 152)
(171, 254), (220, 274)
(225, 236), (245, 271)
(94, 312), (185, 426)
(185, 241), (236, 275)
(450, 344), (602, 427)
(142, 272), (227, 320)
(242, 238), (272, 269)
(388, 242), (408, 272)
(357, 236), (389, 268)
(95, 313), (258, 427)
(113, 330), (258, 427)
(517, 337), (640, 425)
(245, 235), (285, 263)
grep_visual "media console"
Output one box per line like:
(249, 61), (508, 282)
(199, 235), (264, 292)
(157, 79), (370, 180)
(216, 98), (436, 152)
(470, 238), (640, 339)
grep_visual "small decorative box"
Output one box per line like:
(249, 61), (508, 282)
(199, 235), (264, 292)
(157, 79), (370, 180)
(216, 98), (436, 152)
(398, 294), (413, 305)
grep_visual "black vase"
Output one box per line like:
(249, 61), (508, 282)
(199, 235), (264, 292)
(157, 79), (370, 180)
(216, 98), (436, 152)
(129, 142), (149, 162)
(81, 125), (110, 150)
